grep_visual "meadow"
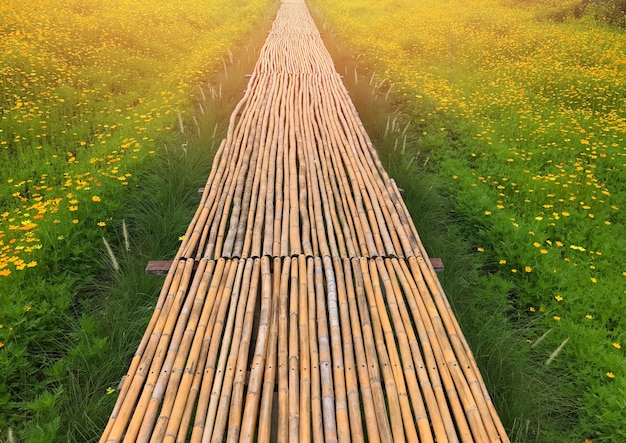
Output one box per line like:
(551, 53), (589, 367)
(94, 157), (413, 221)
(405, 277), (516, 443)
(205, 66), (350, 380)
(312, 0), (626, 440)
(2, 0), (625, 441)
(0, 0), (271, 440)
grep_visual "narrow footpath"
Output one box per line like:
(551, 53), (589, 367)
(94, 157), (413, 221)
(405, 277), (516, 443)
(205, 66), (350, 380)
(100, 1), (510, 441)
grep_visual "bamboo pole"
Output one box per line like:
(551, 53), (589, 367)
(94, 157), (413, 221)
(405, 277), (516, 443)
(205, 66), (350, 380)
(288, 257), (300, 443)
(237, 256), (273, 442)
(298, 255), (311, 443)
(307, 257), (324, 443)
(350, 259), (393, 443)
(211, 259), (261, 442)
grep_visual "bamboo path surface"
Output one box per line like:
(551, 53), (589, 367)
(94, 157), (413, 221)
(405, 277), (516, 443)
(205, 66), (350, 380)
(100, 1), (510, 441)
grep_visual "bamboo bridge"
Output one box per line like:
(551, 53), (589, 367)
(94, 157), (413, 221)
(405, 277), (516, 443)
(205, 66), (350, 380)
(100, 1), (509, 441)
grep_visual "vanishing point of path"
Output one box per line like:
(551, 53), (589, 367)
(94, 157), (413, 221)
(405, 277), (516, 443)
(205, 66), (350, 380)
(100, 1), (510, 442)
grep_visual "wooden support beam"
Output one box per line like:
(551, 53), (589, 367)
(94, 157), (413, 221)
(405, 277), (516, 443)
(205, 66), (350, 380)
(146, 258), (444, 275)
(199, 186), (404, 196)
(145, 260), (199, 275)
(430, 257), (444, 273)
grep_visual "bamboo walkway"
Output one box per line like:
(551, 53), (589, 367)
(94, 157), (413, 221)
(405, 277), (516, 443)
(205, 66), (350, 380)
(100, 1), (509, 442)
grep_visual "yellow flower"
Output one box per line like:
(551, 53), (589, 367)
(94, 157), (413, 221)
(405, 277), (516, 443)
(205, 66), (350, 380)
(613, 343), (621, 350)
(555, 295), (563, 302)
(98, 221), (106, 227)
(69, 206), (78, 211)
(499, 259), (507, 264)
(540, 249), (548, 254)
(586, 314), (593, 319)
(553, 316), (561, 321)
(92, 195), (101, 202)
(178, 235), (185, 241)
(484, 211), (491, 215)
(529, 306), (536, 312)
(525, 266), (532, 273)
(591, 277), (597, 283)
(0, 342), (4, 349)
(606, 372), (615, 379)
(72, 219), (79, 224)
(477, 247), (484, 252)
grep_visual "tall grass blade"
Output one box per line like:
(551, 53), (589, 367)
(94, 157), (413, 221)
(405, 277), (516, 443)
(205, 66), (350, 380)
(122, 219), (130, 252)
(545, 338), (569, 366)
(102, 237), (120, 272)
(178, 110), (185, 134)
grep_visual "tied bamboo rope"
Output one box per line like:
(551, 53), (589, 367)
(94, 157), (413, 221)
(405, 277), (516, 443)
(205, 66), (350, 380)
(100, 1), (510, 442)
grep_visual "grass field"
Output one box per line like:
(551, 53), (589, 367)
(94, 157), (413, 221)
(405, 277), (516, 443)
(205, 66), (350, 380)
(0, 0), (271, 440)
(313, 0), (625, 441)
(2, 0), (625, 441)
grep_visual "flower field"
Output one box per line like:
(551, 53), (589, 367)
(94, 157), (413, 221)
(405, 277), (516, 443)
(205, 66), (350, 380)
(313, 0), (625, 440)
(0, 0), (270, 439)
(2, 0), (625, 440)
(0, 0), (269, 279)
